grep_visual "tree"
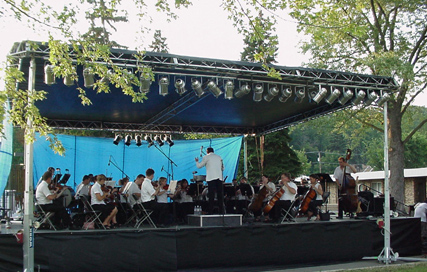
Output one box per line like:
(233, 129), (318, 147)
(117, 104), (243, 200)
(149, 30), (169, 53)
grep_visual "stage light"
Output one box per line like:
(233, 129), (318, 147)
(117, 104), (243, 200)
(253, 84), (263, 102)
(100, 70), (113, 86)
(158, 77), (169, 96)
(113, 135), (122, 145)
(312, 87), (328, 104)
(352, 90), (366, 105)
(279, 87), (292, 103)
(294, 87), (305, 103)
(364, 91), (378, 106)
(192, 79), (205, 97)
(63, 67), (75, 86)
(377, 93), (390, 107)
(325, 88), (341, 104)
(124, 135), (132, 146)
(83, 68), (94, 88)
(207, 81), (223, 98)
(140, 74), (152, 93)
(264, 86), (279, 102)
(163, 135), (174, 147)
(145, 134), (154, 148)
(175, 79), (187, 95)
(44, 64), (55, 85)
(154, 135), (164, 146)
(338, 89), (354, 105)
(235, 84), (251, 98)
(135, 135), (142, 147)
(224, 80), (234, 100)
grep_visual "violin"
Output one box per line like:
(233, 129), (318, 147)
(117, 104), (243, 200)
(163, 185), (169, 190)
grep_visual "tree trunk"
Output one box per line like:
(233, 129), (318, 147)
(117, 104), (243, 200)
(388, 101), (405, 209)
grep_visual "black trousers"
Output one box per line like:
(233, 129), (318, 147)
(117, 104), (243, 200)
(207, 179), (224, 214)
(40, 203), (71, 227)
(142, 200), (168, 224)
(274, 200), (292, 220)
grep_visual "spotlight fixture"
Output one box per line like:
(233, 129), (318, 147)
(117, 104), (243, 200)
(253, 84), (263, 102)
(83, 68), (95, 88)
(191, 79), (205, 97)
(140, 73), (152, 93)
(207, 81), (223, 98)
(294, 87), (305, 103)
(325, 88), (341, 104)
(279, 87), (292, 103)
(158, 77), (169, 96)
(352, 90), (366, 105)
(100, 70), (113, 86)
(338, 89), (354, 105)
(154, 135), (164, 146)
(135, 135), (142, 147)
(63, 67), (75, 87)
(364, 91), (378, 106)
(235, 84), (251, 98)
(264, 86), (280, 102)
(312, 87), (328, 104)
(224, 80), (234, 100)
(44, 64), (55, 85)
(377, 93), (390, 107)
(175, 79), (187, 95)
(163, 135), (174, 147)
(145, 134), (154, 148)
(124, 135), (132, 146)
(113, 135), (122, 145)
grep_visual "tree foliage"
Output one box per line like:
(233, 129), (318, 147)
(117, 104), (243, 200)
(149, 29), (169, 53)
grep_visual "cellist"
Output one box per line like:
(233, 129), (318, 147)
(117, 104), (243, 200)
(253, 174), (275, 222)
(306, 174), (323, 221)
(271, 173), (297, 222)
(333, 156), (357, 219)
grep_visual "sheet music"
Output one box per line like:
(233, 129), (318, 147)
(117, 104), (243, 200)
(106, 180), (116, 187)
(168, 180), (178, 194)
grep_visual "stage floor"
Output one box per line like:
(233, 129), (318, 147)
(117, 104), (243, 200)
(0, 216), (422, 272)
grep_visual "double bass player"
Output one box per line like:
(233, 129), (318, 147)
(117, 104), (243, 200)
(333, 156), (357, 219)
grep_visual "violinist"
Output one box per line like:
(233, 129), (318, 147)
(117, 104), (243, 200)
(253, 174), (275, 222)
(91, 174), (119, 229)
(272, 173), (297, 223)
(156, 177), (171, 225)
(306, 174), (323, 221)
(141, 168), (166, 227)
(235, 177), (254, 214)
(173, 179), (194, 223)
(333, 156), (357, 219)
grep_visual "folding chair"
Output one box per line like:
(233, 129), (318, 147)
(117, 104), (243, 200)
(122, 194), (139, 226)
(320, 191), (330, 212)
(281, 197), (299, 223)
(80, 195), (106, 230)
(134, 198), (157, 229)
(34, 203), (57, 231)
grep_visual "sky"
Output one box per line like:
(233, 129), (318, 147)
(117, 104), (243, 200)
(0, 0), (426, 107)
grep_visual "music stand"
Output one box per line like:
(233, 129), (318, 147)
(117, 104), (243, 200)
(53, 174), (62, 184)
(59, 174), (70, 185)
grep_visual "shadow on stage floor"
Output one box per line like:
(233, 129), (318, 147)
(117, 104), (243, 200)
(0, 217), (421, 272)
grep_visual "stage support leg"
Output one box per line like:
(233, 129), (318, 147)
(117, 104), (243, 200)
(243, 135), (248, 179)
(23, 57), (36, 272)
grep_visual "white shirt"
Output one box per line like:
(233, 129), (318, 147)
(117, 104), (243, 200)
(333, 166), (352, 184)
(123, 182), (141, 207)
(35, 181), (53, 205)
(175, 190), (193, 203)
(75, 182), (90, 198)
(279, 181), (298, 201)
(262, 182), (276, 202)
(141, 178), (155, 202)
(196, 152), (224, 181)
(91, 182), (105, 205)
(156, 188), (169, 203)
(414, 202), (427, 222)
(314, 183), (323, 201)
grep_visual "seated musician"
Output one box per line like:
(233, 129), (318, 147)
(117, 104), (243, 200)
(236, 177), (254, 214)
(272, 173), (297, 222)
(254, 174), (275, 222)
(173, 179), (194, 223)
(35, 170), (72, 229)
(140, 168), (168, 227)
(156, 177), (171, 225)
(91, 174), (119, 229)
(75, 175), (91, 199)
(306, 174), (323, 221)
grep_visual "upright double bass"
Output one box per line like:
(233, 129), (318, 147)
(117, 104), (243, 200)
(340, 149), (358, 213)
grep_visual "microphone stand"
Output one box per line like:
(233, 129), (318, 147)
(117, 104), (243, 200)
(153, 144), (177, 181)
(108, 156), (130, 179)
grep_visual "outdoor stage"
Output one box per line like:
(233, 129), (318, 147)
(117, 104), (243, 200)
(0, 217), (421, 272)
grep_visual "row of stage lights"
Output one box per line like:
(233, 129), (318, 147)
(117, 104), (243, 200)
(113, 134), (174, 147)
(44, 64), (389, 106)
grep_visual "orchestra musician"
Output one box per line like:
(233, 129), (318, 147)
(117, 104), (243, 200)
(271, 173), (297, 222)
(306, 174), (324, 221)
(235, 177), (254, 214)
(35, 170), (73, 229)
(140, 168), (167, 227)
(75, 175), (91, 199)
(156, 177), (171, 225)
(173, 179), (194, 223)
(195, 147), (224, 215)
(333, 156), (357, 219)
(91, 174), (119, 229)
(35, 166), (55, 190)
(254, 174), (275, 222)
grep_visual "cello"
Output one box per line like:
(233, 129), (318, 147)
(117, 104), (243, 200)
(340, 149), (358, 213)
(263, 187), (284, 214)
(248, 186), (268, 212)
(299, 187), (316, 213)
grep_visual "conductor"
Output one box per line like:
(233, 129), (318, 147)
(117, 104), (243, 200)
(195, 147), (224, 214)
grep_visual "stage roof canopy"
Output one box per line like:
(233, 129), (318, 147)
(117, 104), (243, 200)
(9, 41), (398, 135)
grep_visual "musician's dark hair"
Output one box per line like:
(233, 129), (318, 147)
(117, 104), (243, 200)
(82, 175), (89, 181)
(146, 168), (155, 177)
(48, 167), (55, 173)
(338, 156), (346, 162)
(42, 170), (53, 181)
(207, 147), (214, 153)
(309, 174), (319, 180)
(180, 179), (188, 186)
(240, 177), (247, 181)
(262, 174), (269, 179)
(159, 177), (167, 184)
(136, 174), (145, 179)
(281, 173), (291, 179)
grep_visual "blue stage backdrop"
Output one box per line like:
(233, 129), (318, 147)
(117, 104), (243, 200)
(0, 102), (13, 199)
(33, 134), (243, 188)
